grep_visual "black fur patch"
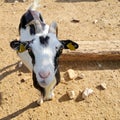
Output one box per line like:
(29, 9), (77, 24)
(55, 68), (61, 85)
(28, 50), (35, 65)
(54, 45), (63, 85)
(39, 36), (49, 46)
(29, 24), (36, 35)
(56, 45), (63, 58)
(39, 14), (44, 22)
(19, 10), (34, 34)
(54, 45), (63, 72)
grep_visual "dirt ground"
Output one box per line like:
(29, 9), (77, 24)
(0, 0), (120, 120)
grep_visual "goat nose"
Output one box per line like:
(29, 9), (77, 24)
(39, 71), (50, 79)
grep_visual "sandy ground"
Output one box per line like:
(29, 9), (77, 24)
(0, 0), (120, 120)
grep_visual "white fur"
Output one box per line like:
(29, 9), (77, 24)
(44, 78), (56, 100)
(20, 28), (35, 42)
(20, 25), (49, 42)
(37, 77), (56, 106)
(18, 51), (33, 71)
(31, 33), (62, 88)
(29, 0), (41, 11)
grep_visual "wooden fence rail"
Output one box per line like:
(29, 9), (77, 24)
(60, 40), (120, 61)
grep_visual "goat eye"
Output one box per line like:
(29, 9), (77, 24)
(55, 46), (63, 57)
(55, 46), (59, 51)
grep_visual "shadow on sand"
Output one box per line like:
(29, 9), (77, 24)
(0, 61), (30, 81)
(0, 101), (39, 120)
(59, 61), (120, 72)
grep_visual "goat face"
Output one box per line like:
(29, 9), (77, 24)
(28, 33), (63, 88)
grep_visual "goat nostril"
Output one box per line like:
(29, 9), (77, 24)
(39, 71), (50, 79)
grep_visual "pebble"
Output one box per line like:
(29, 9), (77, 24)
(93, 19), (98, 24)
(18, 73), (22, 76)
(82, 88), (93, 99)
(66, 90), (75, 100)
(67, 69), (77, 80)
(77, 73), (85, 79)
(37, 98), (43, 106)
(14, 0), (18, 3)
(71, 19), (80, 23)
(20, 79), (25, 83)
(97, 63), (102, 68)
(100, 83), (107, 90)
(18, 61), (23, 68)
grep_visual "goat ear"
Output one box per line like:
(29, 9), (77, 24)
(49, 21), (58, 37)
(10, 40), (29, 53)
(10, 40), (21, 50)
(60, 40), (79, 50)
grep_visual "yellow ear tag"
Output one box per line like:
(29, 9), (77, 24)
(67, 43), (76, 50)
(18, 44), (26, 53)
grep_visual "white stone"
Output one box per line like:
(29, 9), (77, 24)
(37, 98), (43, 106)
(82, 88), (93, 99)
(14, 0), (18, 3)
(93, 19), (98, 24)
(100, 83), (107, 90)
(67, 69), (77, 80)
(18, 61), (23, 68)
(67, 90), (75, 100)
(77, 73), (85, 79)
(97, 63), (102, 68)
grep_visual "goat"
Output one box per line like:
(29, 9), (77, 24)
(10, 0), (79, 105)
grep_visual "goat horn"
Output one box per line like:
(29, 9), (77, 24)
(49, 21), (58, 37)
